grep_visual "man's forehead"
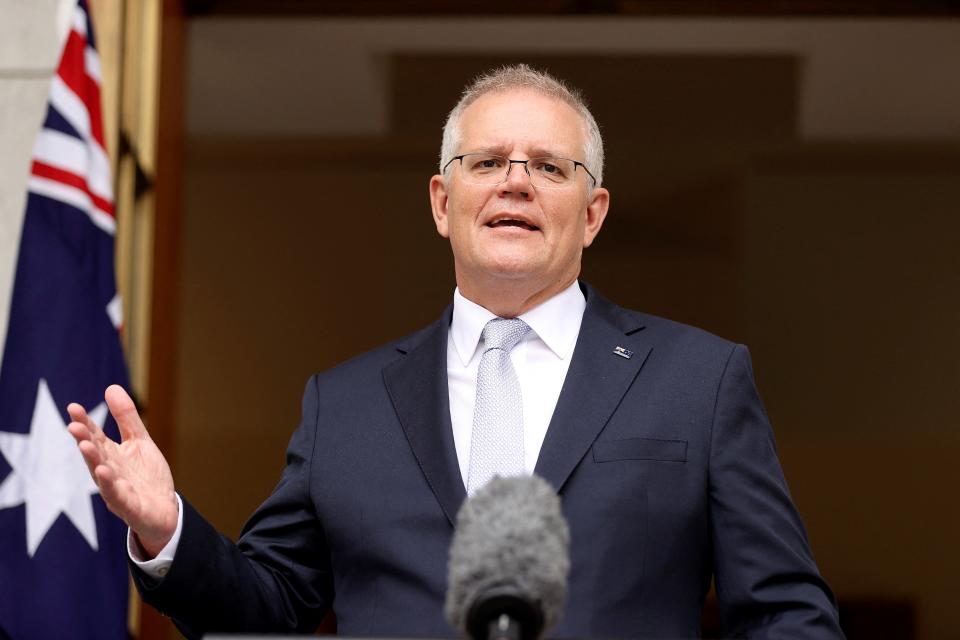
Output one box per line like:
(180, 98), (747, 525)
(458, 88), (585, 156)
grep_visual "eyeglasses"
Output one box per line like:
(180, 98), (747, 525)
(443, 153), (597, 189)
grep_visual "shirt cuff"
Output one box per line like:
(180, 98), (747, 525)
(127, 493), (184, 580)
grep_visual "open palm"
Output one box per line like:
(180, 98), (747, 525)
(67, 384), (178, 558)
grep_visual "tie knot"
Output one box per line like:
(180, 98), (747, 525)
(481, 317), (530, 353)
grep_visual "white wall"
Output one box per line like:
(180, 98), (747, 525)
(0, 0), (73, 364)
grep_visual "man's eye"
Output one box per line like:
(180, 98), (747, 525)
(469, 156), (505, 172)
(532, 160), (568, 179)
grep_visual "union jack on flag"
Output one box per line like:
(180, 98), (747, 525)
(0, 0), (130, 637)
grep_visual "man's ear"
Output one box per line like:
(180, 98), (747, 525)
(429, 175), (450, 238)
(582, 187), (610, 248)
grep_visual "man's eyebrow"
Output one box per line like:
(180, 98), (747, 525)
(468, 145), (510, 156)
(468, 145), (569, 158)
(528, 146), (566, 158)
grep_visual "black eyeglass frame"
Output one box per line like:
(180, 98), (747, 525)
(442, 153), (598, 188)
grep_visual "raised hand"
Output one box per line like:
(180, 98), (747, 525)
(67, 384), (178, 558)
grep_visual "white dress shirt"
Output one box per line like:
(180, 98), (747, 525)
(132, 281), (586, 576)
(448, 281), (585, 484)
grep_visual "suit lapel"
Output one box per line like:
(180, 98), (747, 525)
(382, 308), (466, 528)
(381, 286), (651, 523)
(534, 285), (651, 492)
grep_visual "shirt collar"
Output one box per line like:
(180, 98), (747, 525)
(451, 281), (586, 366)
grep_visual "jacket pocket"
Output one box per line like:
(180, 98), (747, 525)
(592, 437), (687, 463)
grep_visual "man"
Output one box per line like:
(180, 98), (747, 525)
(68, 65), (844, 638)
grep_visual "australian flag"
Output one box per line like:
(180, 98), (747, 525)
(0, 1), (130, 638)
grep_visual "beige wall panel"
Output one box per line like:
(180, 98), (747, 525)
(740, 157), (960, 436)
(740, 151), (960, 639)
(780, 433), (960, 640)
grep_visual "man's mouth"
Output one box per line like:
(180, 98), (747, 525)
(487, 218), (540, 232)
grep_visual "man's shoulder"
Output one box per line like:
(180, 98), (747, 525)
(632, 308), (733, 348)
(591, 295), (746, 392)
(586, 284), (737, 355)
(624, 307), (738, 368)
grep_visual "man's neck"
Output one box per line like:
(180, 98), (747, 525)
(457, 275), (579, 318)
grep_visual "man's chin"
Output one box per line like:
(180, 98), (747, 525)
(480, 261), (541, 281)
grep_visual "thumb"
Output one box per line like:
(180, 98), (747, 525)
(104, 384), (148, 442)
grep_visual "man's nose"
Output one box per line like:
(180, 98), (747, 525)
(500, 161), (533, 198)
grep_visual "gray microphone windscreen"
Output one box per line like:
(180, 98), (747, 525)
(445, 475), (570, 638)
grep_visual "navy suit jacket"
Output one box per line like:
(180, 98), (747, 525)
(135, 283), (843, 639)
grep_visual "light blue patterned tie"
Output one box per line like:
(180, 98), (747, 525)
(466, 317), (531, 495)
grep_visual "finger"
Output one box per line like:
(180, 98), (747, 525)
(67, 402), (88, 425)
(67, 410), (115, 470)
(67, 420), (92, 444)
(75, 439), (104, 480)
(67, 401), (111, 449)
(80, 436), (125, 476)
(67, 402), (100, 437)
(69, 420), (93, 447)
(104, 384), (148, 442)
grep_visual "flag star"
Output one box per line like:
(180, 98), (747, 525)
(0, 378), (107, 556)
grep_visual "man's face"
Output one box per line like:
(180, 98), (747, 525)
(429, 89), (609, 307)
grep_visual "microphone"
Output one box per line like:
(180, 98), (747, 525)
(445, 475), (570, 640)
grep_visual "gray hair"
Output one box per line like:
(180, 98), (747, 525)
(439, 64), (604, 188)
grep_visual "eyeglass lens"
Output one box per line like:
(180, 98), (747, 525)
(458, 154), (580, 187)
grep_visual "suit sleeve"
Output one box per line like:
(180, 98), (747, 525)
(708, 344), (845, 639)
(131, 375), (332, 638)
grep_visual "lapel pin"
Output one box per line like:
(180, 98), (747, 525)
(613, 346), (633, 359)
